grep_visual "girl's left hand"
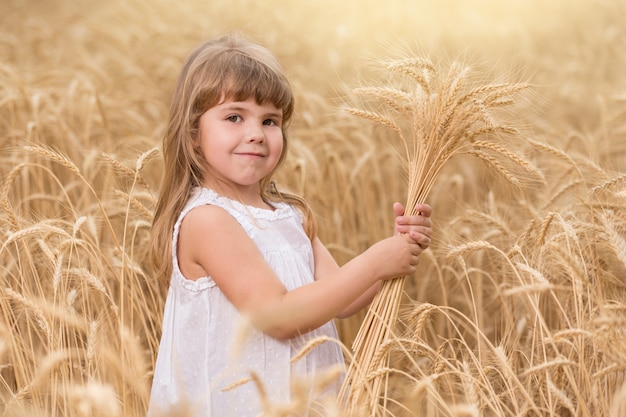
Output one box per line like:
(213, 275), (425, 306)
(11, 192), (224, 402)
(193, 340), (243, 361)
(393, 202), (433, 250)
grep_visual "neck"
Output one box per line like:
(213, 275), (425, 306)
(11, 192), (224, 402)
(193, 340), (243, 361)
(203, 180), (271, 210)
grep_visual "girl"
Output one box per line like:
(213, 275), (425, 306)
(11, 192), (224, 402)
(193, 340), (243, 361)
(147, 33), (433, 417)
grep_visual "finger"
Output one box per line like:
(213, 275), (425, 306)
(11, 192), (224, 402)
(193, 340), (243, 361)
(407, 239), (423, 255)
(403, 232), (419, 244)
(396, 219), (432, 235)
(416, 233), (431, 249)
(407, 230), (429, 242)
(415, 203), (432, 218)
(397, 213), (432, 228)
(407, 232), (431, 252)
(393, 202), (405, 217)
(414, 227), (432, 240)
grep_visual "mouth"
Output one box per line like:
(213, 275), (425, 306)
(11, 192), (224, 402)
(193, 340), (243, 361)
(236, 152), (265, 158)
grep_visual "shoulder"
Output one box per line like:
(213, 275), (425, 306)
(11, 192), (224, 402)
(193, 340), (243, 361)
(177, 204), (253, 280)
(179, 204), (247, 253)
(180, 204), (239, 236)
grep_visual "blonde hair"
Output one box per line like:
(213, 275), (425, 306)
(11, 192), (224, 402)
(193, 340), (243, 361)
(149, 33), (317, 284)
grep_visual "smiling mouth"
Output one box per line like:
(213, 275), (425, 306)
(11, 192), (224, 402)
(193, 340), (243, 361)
(236, 152), (265, 158)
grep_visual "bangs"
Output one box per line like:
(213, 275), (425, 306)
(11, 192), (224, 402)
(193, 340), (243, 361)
(227, 54), (292, 108)
(209, 51), (294, 119)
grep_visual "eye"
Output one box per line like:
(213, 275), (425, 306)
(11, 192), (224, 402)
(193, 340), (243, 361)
(226, 115), (242, 123)
(263, 118), (279, 127)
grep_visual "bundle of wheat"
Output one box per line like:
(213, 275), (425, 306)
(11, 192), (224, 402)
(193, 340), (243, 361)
(338, 56), (539, 414)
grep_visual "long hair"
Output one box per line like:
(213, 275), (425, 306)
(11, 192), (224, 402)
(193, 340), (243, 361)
(149, 33), (317, 284)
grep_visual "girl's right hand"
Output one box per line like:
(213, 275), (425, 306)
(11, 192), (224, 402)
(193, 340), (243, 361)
(363, 233), (422, 280)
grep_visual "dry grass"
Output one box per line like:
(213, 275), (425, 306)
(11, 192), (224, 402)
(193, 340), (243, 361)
(1, 0), (626, 416)
(339, 56), (539, 413)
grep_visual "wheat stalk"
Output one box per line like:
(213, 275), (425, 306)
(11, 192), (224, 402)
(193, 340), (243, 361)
(339, 56), (532, 413)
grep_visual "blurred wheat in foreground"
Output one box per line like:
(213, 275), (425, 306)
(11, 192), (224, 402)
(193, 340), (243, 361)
(338, 57), (540, 414)
(1, 0), (626, 416)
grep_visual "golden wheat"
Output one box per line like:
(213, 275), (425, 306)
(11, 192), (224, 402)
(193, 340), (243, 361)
(340, 57), (537, 412)
(2, 0), (626, 416)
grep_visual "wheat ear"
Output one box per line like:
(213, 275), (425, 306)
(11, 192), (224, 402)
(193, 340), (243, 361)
(339, 56), (531, 413)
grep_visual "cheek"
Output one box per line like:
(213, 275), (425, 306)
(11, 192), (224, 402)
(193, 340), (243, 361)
(273, 137), (285, 161)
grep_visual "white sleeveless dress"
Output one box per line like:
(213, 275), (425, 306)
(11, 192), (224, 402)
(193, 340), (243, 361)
(148, 187), (345, 417)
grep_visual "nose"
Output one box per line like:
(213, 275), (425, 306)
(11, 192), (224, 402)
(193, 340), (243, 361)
(246, 123), (265, 143)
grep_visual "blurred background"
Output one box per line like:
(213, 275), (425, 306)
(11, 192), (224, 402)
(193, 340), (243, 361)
(1, 0), (625, 416)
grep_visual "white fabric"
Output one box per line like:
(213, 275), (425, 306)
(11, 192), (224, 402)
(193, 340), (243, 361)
(148, 187), (345, 417)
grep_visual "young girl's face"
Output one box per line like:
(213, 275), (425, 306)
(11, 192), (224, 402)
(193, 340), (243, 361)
(196, 97), (284, 194)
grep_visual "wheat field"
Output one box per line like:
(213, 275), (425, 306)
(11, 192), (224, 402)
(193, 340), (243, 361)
(1, 0), (625, 416)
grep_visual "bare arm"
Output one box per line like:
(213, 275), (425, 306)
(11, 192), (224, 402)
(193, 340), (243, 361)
(177, 205), (421, 340)
(311, 238), (381, 318)
(313, 202), (433, 318)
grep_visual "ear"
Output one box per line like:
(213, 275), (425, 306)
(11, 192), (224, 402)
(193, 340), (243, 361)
(192, 139), (204, 156)
(192, 113), (205, 148)
(191, 125), (203, 149)
(189, 129), (203, 157)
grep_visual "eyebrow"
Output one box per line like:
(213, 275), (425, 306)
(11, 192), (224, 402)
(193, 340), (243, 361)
(264, 111), (283, 120)
(221, 104), (282, 120)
